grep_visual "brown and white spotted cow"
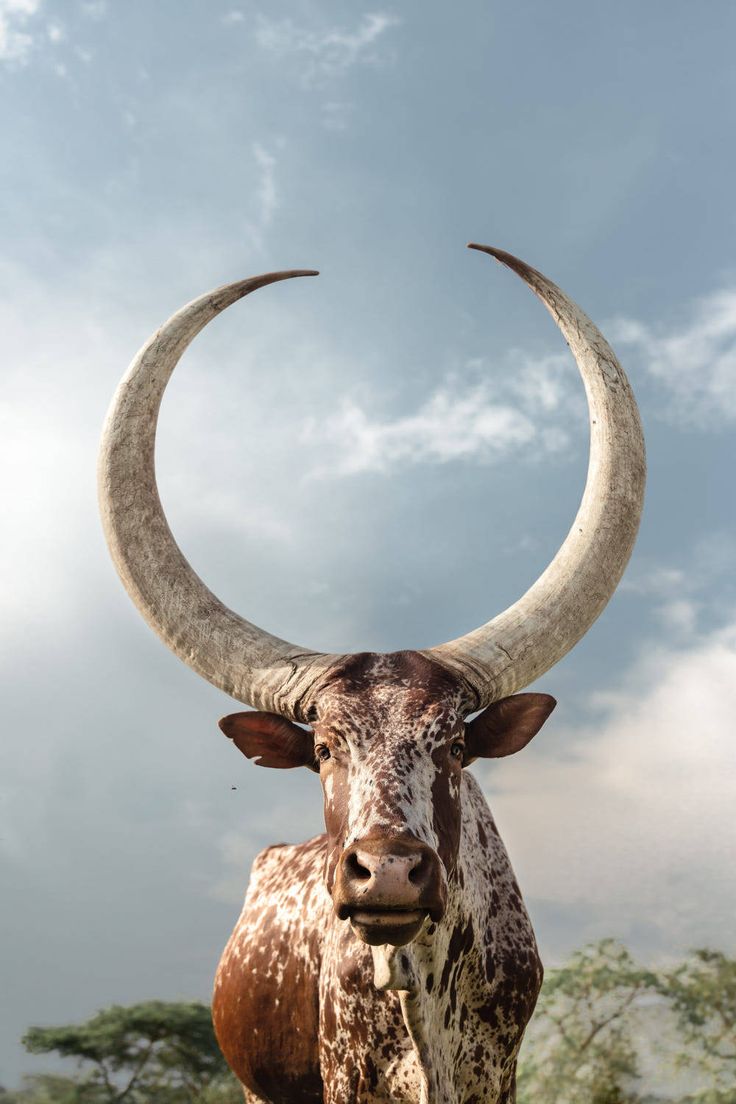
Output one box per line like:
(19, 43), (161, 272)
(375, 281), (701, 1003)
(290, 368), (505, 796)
(99, 246), (645, 1103)
(215, 652), (554, 1102)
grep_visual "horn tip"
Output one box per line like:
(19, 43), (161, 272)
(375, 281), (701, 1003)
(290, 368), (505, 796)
(467, 243), (537, 283)
(467, 242), (508, 263)
(270, 269), (319, 281)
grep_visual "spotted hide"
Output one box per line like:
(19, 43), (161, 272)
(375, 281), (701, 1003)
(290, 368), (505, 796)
(213, 652), (551, 1103)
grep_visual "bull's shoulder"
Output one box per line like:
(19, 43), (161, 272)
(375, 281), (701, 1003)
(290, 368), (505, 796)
(213, 834), (329, 1103)
(246, 832), (327, 903)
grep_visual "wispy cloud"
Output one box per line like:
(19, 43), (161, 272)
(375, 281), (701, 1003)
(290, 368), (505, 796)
(242, 141), (281, 251)
(80, 0), (106, 18)
(655, 597), (699, 635)
(621, 532), (736, 639)
(0, 0), (42, 64)
(305, 387), (535, 476)
(622, 564), (688, 598)
(611, 283), (736, 427)
(255, 10), (401, 86)
(304, 352), (576, 478)
(252, 142), (277, 228)
(239, 142), (282, 252)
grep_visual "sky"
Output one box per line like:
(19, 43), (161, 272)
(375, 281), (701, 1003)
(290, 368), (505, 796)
(1, 0), (736, 1089)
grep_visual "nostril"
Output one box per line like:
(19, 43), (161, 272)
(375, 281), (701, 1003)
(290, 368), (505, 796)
(408, 853), (428, 885)
(346, 851), (372, 882)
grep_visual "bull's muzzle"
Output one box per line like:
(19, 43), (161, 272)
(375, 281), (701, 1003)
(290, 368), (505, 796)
(334, 835), (446, 946)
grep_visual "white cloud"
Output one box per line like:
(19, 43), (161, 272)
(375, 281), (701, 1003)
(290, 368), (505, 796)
(305, 387), (534, 476)
(303, 352), (576, 477)
(505, 349), (573, 411)
(255, 10), (400, 86)
(656, 597), (699, 636)
(80, 0), (106, 18)
(0, 0), (41, 64)
(0, 272), (112, 630)
(485, 617), (736, 953)
(622, 564), (687, 598)
(241, 141), (281, 251)
(611, 283), (736, 426)
(221, 9), (244, 25)
(621, 534), (736, 636)
(252, 141), (277, 229)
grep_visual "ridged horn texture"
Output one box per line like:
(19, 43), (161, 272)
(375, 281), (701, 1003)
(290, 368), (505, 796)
(422, 244), (646, 708)
(98, 270), (343, 721)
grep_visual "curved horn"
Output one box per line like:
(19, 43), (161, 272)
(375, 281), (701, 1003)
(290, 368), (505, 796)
(423, 245), (646, 708)
(98, 270), (342, 720)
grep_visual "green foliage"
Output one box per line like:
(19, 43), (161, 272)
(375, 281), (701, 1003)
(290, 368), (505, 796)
(0, 1074), (104, 1103)
(21, 1002), (232, 1104)
(518, 940), (736, 1104)
(0, 1076), (244, 1104)
(676, 1095), (736, 1104)
(0, 1077), (244, 1104)
(191, 1078), (244, 1104)
(661, 949), (736, 1096)
(518, 939), (662, 1104)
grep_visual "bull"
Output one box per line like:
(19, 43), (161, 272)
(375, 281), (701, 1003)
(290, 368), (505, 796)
(98, 245), (645, 1103)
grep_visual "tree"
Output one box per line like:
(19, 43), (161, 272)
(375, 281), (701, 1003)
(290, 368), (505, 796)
(192, 1079), (244, 1104)
(661, 949), (736, 1102)
(0, 1074), (102, 1103)
(517, 939), (660, 1104)
(22, 1002), (232, 1104)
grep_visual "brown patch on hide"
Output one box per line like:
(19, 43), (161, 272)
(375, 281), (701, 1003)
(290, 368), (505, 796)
(212, 837), (325, 1102)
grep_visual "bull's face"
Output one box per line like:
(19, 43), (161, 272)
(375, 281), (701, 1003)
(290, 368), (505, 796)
(221, 651), (554, 948)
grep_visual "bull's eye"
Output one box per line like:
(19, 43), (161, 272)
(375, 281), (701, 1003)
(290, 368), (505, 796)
(450, 741), (465, 760)
(316, 744), (331, 763)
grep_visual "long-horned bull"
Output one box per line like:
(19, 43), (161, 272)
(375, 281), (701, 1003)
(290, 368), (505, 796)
(98, 246), (645, 1103)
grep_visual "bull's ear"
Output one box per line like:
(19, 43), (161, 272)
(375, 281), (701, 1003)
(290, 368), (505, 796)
(464, 693), (556, 763)
(219, 712), (318, 771)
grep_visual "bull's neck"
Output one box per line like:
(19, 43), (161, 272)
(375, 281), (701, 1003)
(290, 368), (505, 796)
(369, 773), (510, 1104)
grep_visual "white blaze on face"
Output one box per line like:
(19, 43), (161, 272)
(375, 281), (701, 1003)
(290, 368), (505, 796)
(313, 652), (468, 889)
(344, 734), (445, 851)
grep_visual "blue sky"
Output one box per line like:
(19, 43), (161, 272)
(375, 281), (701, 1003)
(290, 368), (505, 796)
(1, 0), (735, 1089)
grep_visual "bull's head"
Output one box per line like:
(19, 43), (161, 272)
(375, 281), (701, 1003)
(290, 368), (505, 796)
(219, 651), (556, 946)
(98, 245), (645, 946)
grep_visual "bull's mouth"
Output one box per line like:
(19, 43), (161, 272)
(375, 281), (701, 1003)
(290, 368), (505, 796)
(347, 908), (428, 947)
